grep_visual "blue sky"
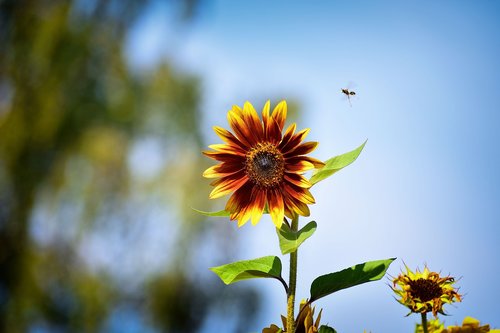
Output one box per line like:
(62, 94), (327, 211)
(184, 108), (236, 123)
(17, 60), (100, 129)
(128, 1), (500, 331)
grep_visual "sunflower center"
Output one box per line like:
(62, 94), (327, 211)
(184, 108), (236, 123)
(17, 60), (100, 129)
(408, 278), (443, 302)
(245, 143), (284, 188)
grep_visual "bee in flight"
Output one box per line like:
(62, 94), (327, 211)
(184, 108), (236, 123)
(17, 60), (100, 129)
(341, 88), (356, 107)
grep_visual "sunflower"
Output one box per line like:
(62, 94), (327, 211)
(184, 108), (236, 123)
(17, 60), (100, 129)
(415, 318), (445, 333)
(261, 300), (323, 333)
(442, 317), (495, 333)
(295, 300), (323, 333)
(392, 265), (462, 317)
(203, 101), (324, 228)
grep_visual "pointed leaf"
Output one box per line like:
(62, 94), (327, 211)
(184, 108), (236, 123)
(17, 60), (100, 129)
(310, 258), (396, 302)
(276, 221), (317, 254)
(211, 256), (284, 286)
(262, 325), (283, 333)
(310, 140), (367, 185)
(318, 326), (337, 333)
(192, 208), (230, 217)
(193, 207), (270, 217)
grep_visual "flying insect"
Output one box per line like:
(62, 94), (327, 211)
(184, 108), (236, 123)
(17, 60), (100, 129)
(341, 88), (356, 107)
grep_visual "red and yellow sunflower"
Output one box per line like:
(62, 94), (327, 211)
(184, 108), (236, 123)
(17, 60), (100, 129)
(203, 101), (324, 228)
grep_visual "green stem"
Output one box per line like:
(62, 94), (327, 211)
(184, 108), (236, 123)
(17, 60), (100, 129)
(287, 215), (299, 333)
(421, 312), (428, 333)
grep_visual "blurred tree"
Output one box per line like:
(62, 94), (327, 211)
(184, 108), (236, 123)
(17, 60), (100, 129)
(0, 0), (260, 332)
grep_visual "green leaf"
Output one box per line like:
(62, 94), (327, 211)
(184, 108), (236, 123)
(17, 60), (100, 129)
(276, 221), (317, 254)
(310, 140), (367, 185)
(193, 206), (270, 217)
(210, 256), (284, 286)
(192, 208), (230, 217)
(310, 258), (396, 302)
(318, 325), (337, 333)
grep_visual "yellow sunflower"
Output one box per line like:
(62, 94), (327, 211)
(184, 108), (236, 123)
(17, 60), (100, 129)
(443, 317), (497, 333)
(392, 265), (462, 317)
(203, 101), (324, 228)
(415, 318), (445, 333)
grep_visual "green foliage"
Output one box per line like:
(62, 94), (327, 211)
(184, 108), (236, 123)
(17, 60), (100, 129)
(211, 256), (286, 288)
(192, 208), (231, 217)
(319, 325), (338, 333)
(310, 258), (396, 302)
(0, 1), (259, 332)
(276, 221), (317, 254)
(310, 140), (367, 185)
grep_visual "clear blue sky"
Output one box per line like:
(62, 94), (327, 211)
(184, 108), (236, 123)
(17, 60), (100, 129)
(129, 1), (500, 331)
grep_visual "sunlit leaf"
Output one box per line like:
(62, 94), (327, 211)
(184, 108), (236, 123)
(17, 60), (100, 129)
(310, 140), (367, 185)
(193, 207), (270, 217)
(211, 256), (285, 288)
(318, 325), (337, 333)
(276, 221), (317, 254)
(192, 208), (230, 217)
(310, 258), (395, 302)
(261, 324), (283, 333)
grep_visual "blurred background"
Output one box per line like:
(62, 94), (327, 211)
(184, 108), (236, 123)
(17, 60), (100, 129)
(1, 0), (499, 332)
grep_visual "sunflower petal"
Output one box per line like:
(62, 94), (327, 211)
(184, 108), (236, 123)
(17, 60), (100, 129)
(226, 182), (253, 226)
(284, 173), (311, 188)
(285, 156), (325, 170)
(231, 104), (243, 113)
(249, 187), (266, 225)
(266, 116), (283, 144)
(271, 100), (287, 131)
(284, 183), (315, 204)
(227, 110), (256, 147)
(285, 141), (318, 157)
(301, 156), (325, 169)
(281, 128), (310, 153)
(209, 173), (248, 199)
(262, 100), (271, 131)
(203, 162), (244, 178)
(234, 189), (260, 227)
(243, 101), (264, 140)
(213, 126), (248, 149)
(284, 194), (311, 216)
(208, 143), (246, 156)
(237, 207), (253, 227)
(267, 188), (284, 228)
(285, 159), (315, 172)
(203, 150), (245, 163)
(203, 165), (220, 178)
(279, 123), (297, 150)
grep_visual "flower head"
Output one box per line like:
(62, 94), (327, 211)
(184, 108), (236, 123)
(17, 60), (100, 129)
(203, 101), (324, 228)
(415, 318), (445, 333)
(261, 300), (323, 333)
(443, 317), (494, 333)
(295, 300), (322, 333)
(392, 264), (462, 317)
